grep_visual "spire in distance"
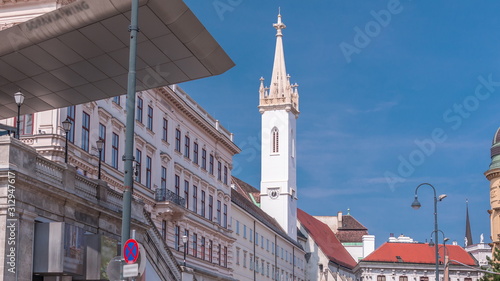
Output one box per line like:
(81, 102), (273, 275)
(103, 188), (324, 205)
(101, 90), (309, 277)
(259, 11), (299, 116)
(465, 199), (473, 247)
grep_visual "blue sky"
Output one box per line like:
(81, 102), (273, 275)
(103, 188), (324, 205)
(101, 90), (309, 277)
(180, 0), (499, 247)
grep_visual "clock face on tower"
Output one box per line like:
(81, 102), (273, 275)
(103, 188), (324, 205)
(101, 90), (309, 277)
(268, 188), (280, 200)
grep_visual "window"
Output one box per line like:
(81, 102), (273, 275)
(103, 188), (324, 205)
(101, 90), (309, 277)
(218, 244), (222, 266)
(19, 114), (33, 135)
(99, 123), (106, 161)
(419, 278), (428, 281)
(175, 129), (181, 152)
(184, 229), (189, 254)
(112, 96), (120, 105)
(192, 233), (197, 257)
(243, 251), (247, 268)
(236, 220), (240, 234)
(174, 225), (180, 251)
(272, 242), (275, 254)
(250, 229), (253, 242)
(184, 135), (190, 158)
(111, 133), (119, 168)
(224, 246), (228, 267)
(261, 235), (264, 248)
(162, 118), (168, 142)
(217, 200), (221, 225)
(161, 220), (167, 239)
(377, 276), (386, 281)
(272, 127), (279, 153)
(201, 237), (206, 260)
(399, 277), (408, 281)
(209, 195), (213, 221)
(267, 239), (269, 251)
(184, 180), (189, 209)
(267, 263), (270, 277)
(244, 225), (247, 239)
(256, 232), (259, 245)
(146, 156), (152, 188)
(209, 240), (213, 263)
(223, 204), (227, 228)
(175, 175), (180, 196)
(147, 105), (153, 130)
(161, 166), (167, 190)
(236, 248), (240, 265)
(136, 97), (143, 123)
(217, 161), (222, 181)
(255, 257), (259, 272)
(135, 149), (141, 182)
(209, 154), (214, 174)
(81, 112), (90, 151)
(201, 190), (206, 217)
(201, 148), (207, 170)
(250, 254), (254, 270)
(261, 259), (264, 275)
(193, 142), (199, 164)
(193, 185), (198, 213)
(66, 106), (75, 143)
(223, 165), (228, 184)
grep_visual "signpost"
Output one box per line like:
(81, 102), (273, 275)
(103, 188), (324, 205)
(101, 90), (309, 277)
(123, 238), (140, 264)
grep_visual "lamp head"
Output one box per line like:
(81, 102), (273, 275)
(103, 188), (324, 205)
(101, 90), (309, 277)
(62, 119), (72, 132)
(411, 196), (421, 210)
(14, 91), (25, 106)
(96, 139), (104, 151)
(182, 235), (188, 244)
(428, 238), (435, 247)
(438, 194), (447, 201)
(444, 237), (450, 243)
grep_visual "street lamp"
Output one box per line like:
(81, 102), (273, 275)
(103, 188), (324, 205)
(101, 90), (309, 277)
(182, 235), (188, 267)
(412, 183), (447, 281)
(62, 119), (72, 163)
(96, 139), (104, 179)
(14, 91), (24, 139)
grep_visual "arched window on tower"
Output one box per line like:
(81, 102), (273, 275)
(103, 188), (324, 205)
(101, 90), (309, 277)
(272, 127), (279, 154)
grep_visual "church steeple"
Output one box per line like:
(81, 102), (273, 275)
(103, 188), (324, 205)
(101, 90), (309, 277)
(259, 12), (299, 116)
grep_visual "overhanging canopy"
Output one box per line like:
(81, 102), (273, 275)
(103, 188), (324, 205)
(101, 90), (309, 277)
(0, 0), (234, 118)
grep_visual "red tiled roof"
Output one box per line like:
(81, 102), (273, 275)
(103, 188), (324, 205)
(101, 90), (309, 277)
(362, 242), (477, 266)
(298, 209), (358, 269)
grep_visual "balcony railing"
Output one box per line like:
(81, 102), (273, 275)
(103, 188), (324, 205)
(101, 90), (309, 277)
(155, 188), (185, 206)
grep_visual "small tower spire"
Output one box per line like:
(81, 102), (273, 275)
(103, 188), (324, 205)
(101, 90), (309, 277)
(465, 199), (473, 246)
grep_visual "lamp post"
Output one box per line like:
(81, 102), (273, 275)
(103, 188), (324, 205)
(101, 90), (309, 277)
(96, 139), (104, 179)
(412, 183), (447, 281)
(62, 119), (72, 163)
(14, 91), (24, 139)
(182, 235), (188, 267)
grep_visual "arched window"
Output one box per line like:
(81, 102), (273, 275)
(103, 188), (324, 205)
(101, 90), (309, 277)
(272, 127), (279, 153)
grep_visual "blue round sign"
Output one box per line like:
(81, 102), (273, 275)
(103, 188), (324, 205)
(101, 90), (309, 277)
(123, 239), (139, 264)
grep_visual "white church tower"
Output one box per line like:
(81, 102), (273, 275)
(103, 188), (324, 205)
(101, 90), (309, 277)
(259, 12), (299, 241)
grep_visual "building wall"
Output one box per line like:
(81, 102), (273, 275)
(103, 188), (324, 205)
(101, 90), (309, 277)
(231, 199), (306, 281)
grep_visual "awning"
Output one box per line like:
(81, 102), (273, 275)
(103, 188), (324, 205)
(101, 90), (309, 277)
(0, 0), (234, 118)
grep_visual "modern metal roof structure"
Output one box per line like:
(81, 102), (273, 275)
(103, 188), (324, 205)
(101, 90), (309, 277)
(0, 0), (235, 118)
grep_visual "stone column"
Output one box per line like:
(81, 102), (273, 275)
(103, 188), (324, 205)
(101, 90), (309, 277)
(17, 210), (37, 281)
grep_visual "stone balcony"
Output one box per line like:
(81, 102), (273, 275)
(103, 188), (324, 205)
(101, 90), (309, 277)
(154, 187), (186, 222)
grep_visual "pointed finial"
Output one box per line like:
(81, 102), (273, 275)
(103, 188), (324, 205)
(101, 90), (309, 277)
(347, 208), (350, 215)
(273, 8), (286, 35)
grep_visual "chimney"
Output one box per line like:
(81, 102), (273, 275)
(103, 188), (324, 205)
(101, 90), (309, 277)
(337, 211), (343, 226)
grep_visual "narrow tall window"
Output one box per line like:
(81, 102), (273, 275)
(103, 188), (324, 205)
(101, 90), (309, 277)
(217, 161), (222, 181)
(217, 200), (221, 225)
(184, 229), (189, 255)
(193, 185), (198, 213)
(111, 133), (119, 168)
(19, 114), (33, 135)
(184, 180), (189, 209)
(81, 112), (90, 151)
(161, 220), (167, 239)
(135, 149), (141, 182)
(175, 129), (181, 152)
(399, 277), (408, 281)
(201, 237), (206, 260)
(66, 106), (75, 143)
(161, 166), (167, 190)
(209, 240), (213, 263)
(201, 190), (206, 217)
(218, 244), (222, 266)
(147, 105), (153, 130)
(174, 225), (180, 251)
(223, 204), (227, 228)
(377, 276), (386, 281)
(146, 156), (152, 188)
(136, 97), (143, 123)
(112, 96), (120, 105)
(272, 127), (279, 153)
(162, 118), (168, 142)
(208, 195), (213, 221)
(175, 175), (180, 196)
(192, 233), (198, 257)
(193, 142), (199, 164)
(209, 154), (214, 175)
(223, 246), (227, 267)
(201, 148), (207, 170)
(99, 123), (106, 161)
(223, 165), (228, 184)
(184, 135), (190, 158)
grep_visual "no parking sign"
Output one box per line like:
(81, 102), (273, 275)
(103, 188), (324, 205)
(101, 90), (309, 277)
(123, 238), (139, 264)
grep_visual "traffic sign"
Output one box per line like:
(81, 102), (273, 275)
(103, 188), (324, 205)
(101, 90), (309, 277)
(123, 239), (139, 264)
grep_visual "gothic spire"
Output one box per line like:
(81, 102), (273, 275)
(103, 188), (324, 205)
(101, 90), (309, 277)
(465, 199), (473, 246)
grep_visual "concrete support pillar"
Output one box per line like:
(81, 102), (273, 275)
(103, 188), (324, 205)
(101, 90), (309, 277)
(18, 210), (37, 281)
